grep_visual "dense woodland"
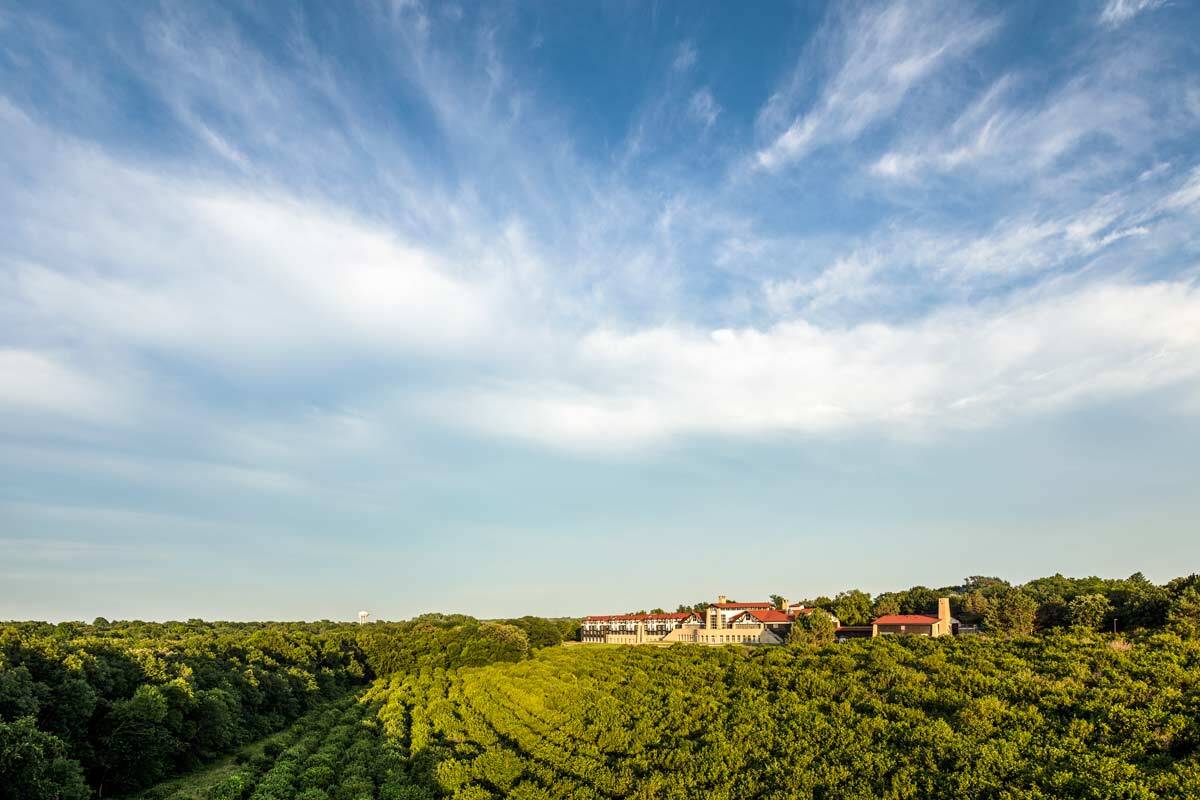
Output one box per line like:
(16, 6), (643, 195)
(0, 615), (572, 799)
(3, 572), (1200, 799)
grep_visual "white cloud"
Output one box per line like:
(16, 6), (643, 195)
(871, 63), (1157, 183)
(755, 2), (998, 171)
(672, 41), (698, 72)
(688, 88), (721, 130)
(744, 175), (1185, 323)
(3, 1), (1200, 465)
(764, 251), (885, 315)
(1, 118), (508, 373)
(440, 280), (1200, 450)
(1159, 166), (1200, 212)
(1099, 0), (1166, 27)
(0, 349), (131, 421)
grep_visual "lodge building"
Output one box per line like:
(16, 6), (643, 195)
(581, 594), (957, 645)
(870, 597), (956, 637)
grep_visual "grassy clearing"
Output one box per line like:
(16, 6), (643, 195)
(126, 694), (357, 800)
(126, 730), (284, 800)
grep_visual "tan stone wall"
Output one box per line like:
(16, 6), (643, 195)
(588, 624), (784, 646)
(663, 627), (699, 643)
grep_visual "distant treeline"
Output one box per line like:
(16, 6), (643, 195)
(357, 614), (579, 676)
(0, 614), (575, 799)
(671, 572), (1200, 636)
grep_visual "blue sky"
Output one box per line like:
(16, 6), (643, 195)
(2, 0), (1199, 621)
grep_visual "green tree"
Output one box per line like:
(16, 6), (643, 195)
(769, 594), (786, 610)
(1112, 576), (1170, 630)
(503, 617), (563, 650)
(207, 771), (250, 800)
(984, 588), (1038, 636)
(902, 586), (939, 615)
(0, 665), (41, 720)
(831, 590), (873, 626)
(872, 594), (902, 617)
(960, 591), (990, 623)
(1067, 593), (1112, 632)
(963, 576), (1009, 593)
(192, 688), (239, 760)
(1167, 586), (1200, 639)
(1034, 595), (1070, 629)
(788, 610), (836, 647)
(99, 683), (181, 792)
(40, 677), (96, 750)
(0, 717), (89, 800)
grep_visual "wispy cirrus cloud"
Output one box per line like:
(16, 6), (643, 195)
(1, 0), (1199, 463)
(1099, 0), (1166, 27)
(870, 49), (1171, 185)
(688, 88), (721, 130)
(672, 40), (698, 72)
(754, 1), (999, 171)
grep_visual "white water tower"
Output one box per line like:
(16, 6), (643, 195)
(357, 610), (370, 625)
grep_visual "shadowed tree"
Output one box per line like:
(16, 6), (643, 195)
(0, 717), (89, 800)
(1167, 586), (1200, 639)
(1068, 594), (1112, 632)
(872, 594), (902, 617)
(985, 588), (1038, 636)
(97, 684), (181, 793)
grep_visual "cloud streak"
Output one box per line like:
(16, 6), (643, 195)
(1099, 0), (1166, 27)
(755, 1), (998, 170)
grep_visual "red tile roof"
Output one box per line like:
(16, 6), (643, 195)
(871, 614), (940, 625)
(583, 612), (695, 622)
(713, 601), (774, 609)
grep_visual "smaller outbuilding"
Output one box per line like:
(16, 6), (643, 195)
(870, 597), (955, 637)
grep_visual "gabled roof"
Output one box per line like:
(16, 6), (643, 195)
(583, 612), (696, 622)
(731, 608), (791, 623)
(871, 614), (940, 625)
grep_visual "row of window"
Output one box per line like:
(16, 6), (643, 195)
(702, 633), (757, 643)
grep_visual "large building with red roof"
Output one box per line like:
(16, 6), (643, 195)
(581, 594), (959, 644)
(582, 595), (831, 646)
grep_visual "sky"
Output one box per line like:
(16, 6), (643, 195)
(2, 0), (1199, 622)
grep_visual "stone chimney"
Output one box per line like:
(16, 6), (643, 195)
(938, 597), (951, 625)
(718, 594), (727, 605)
(779, 597), (789, 611)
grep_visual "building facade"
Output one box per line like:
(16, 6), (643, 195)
(582, 595), (797, 646)
(580, 612), (700, 644)
(867, 597), (956, 637)
(583, 594), (960, 645)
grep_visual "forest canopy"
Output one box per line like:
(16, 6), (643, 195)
(4, 571), (1200, 799)
(0, 614), (570, 798)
